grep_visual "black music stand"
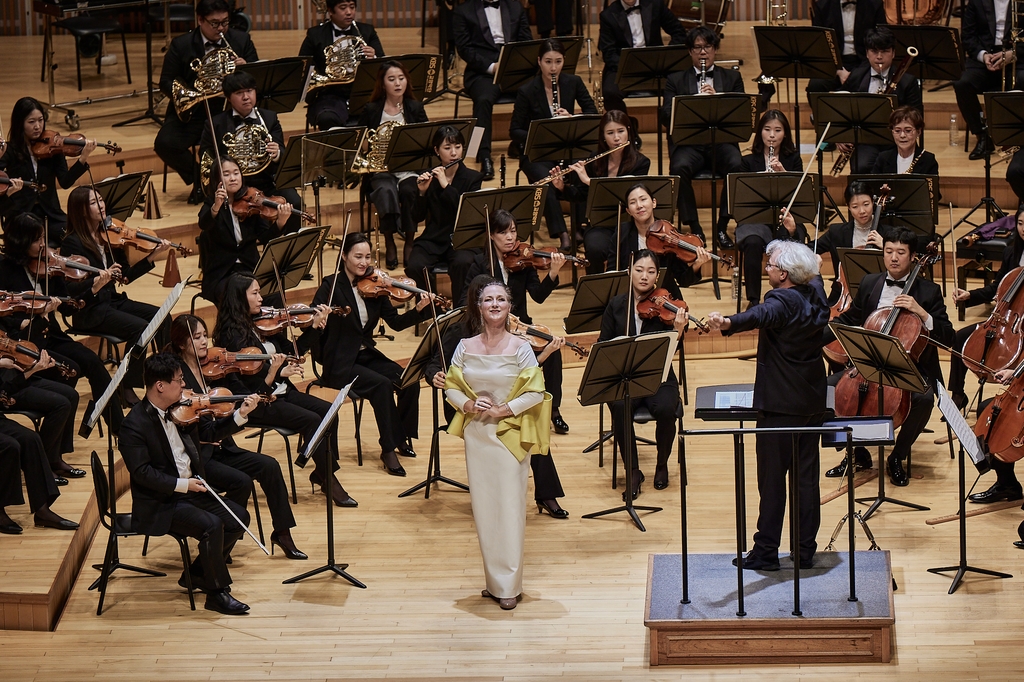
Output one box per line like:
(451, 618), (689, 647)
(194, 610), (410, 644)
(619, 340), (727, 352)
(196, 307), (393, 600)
(811, 93), (897, 172)
(849, 174), (939, 241)
(252, 227), (329, 298)
(522, 114), (602, 164)
(955, 92), (1024, 231)
(830, 323), (930, 521)
(586, 176), (678, 233)
(837, 247), (885, 297)
(451, 186), (546, 250)
(927, 383), (1012, 594)
(493, 38), (585, 93)
(752, 26), (841, 149)
(887, 25), (964, 93)
(615, 45), (691, 174)
(347, 54), (442, 118)
(384, 119), (477, 174)
(398, 307), (469, 498)
(579, 331), (677, 531)
(236, 57), (309, 113)
(113, 0), (161, 128)
(94, 171), (151, 221)
(277, 128), (365, 191)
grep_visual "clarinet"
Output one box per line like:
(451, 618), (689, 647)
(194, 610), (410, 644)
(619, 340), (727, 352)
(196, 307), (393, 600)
(766, 145), (776, 172)
(551, 73), (559, 114)
(699, 58), (707, 94)
(500, 154), (506, 188)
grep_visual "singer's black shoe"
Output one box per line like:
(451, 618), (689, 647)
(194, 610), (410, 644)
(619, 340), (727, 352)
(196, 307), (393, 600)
(887, 454), (909, 487)
(552, 414), (569, 434)
(204, 589), (249, 615)
(480, 157), (495, 180)
(825, 446), (873, 478)
(968, 483), (1024, 504)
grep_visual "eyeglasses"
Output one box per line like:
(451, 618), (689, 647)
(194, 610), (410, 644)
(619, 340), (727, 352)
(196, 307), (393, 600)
(892, 127), (918, 137)
(169, 376), (186, 385)
(204, 18), (231, 29)
(765, 262), (782, 271)
(690, 44), (712, 53)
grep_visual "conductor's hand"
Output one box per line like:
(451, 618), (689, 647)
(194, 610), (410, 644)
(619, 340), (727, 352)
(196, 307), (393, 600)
(187, 477), (208, 493)
(432, 370), (446, 390)
(238, 394), (261, 417)
(953, 287), (971, 302)
(212, 182), (228, 212)
(779, 207), (797, 235)
(707, 311), (731, 332)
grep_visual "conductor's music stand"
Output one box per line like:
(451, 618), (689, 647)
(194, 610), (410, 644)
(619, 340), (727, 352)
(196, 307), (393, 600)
(830, 323), (930, 521)
(579, 330), (678, 531)
(347, 54), (442, 119)
(236, 57), (309, 113)
(94, 171), (151, 221)
(451, 186), (547, 251)
(252, 227), (329, 298)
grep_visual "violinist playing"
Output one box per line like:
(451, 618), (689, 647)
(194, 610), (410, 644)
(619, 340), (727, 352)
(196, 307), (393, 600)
(61, 186), (173, 397)
(598, 250), (688, 498)
(461, 210), (572, 435)
(707, 240), (830, 571)
(0, 97), (95, 245)
(823, 227), (954, 486)
(311, 233), (433, 477)
(198, 155), (291, 304)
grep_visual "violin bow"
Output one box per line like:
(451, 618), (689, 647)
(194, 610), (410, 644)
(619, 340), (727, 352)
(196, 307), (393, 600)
(783, 121), (831, 231)
(327, 209), (352, 311)
(270, 253), (303, 362)
(423, 267), (447, 374)
(189, 320), (211, 395)
(615, 201), (622, 271)
(627, 252), (637, 336)
(949, 203), (957, 309)
(84, 163), (122, 283)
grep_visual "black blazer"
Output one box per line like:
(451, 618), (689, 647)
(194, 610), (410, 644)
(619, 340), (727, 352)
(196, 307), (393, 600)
(214, 323), (319, 396)
(356, 97), (430, 129)
(599, 290), (676, 339)
(452, 0), (532, 80)
(460, 250), (558, 324)
(0, 151), (89, 227)
(843, 64), (923, 113)
(509, 74), (598, 148)
(59, 232), (155, 321)
(298, 20), (385, 74)
(199, 106), (285, 195)
(561, 152), (651, 204)
(197, 200), (282, 303)
(965, 234), (1024, 308)
(812, 0), (887, 61)
(597, 0), (687, 72)
(158, 28), (259, 122)
(723, 277), (831, 416)
(0, 257), (79, 343)
(660, 67), (746, 143)
(963, 0), (1019, 59)
(740, 149), (802, 173)
(411, 163), (484, 255)
(119, 397), (244, 536)
(870, 148), (939, 176)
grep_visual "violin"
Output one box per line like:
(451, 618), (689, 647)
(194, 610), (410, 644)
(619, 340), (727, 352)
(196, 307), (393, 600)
(29, 247), (128, 284)
(168, 387), (276, 426)
(501, 241), (589, 273)
(252, 304), (351, 335)
(0, 171), (41, 192)
(103, 217), (193, 257)
(231, 186), (316, 224)
(507, 313), (589, 358)
(0, 331), (76, 378)
(201, 346), (302, 380)
(962, 265), (1024, 384)
(645, 219), (734, 268)
(30, 130), (121, 159)
(636, 288), (711, 334)
(356, 268), (452, 310)
(0, 291), (84, 315)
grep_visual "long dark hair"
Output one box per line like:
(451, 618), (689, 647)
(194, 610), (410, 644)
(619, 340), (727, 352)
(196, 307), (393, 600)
(751, 109), (796, 157)
(65, 186), (106, 262)
(8, 97), (46, 164)
(592, 110), (642, 178)
(167, 314), (206, 358)
(370, 60), (418, 103)
(213, 272), (258, 349)
(465, 276), (512, 337)
(2, 212), (46, 265)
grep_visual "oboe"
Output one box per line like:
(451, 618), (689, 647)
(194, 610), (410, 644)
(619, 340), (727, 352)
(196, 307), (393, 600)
(551, 72), (559, 113)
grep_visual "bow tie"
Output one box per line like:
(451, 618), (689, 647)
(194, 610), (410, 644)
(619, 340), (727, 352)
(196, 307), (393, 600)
(233, 114), (258, 127)
(871, 73), (887, 80)
(885, 278), (907, 288)
(625, 5), (641, 14)
(333, 26), (352, 38)
(483, 0), (500, 7)
(206, 39), (225, 51)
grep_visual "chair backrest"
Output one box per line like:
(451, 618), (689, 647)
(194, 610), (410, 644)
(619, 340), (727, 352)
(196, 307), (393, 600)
(90, 451), (113, 528)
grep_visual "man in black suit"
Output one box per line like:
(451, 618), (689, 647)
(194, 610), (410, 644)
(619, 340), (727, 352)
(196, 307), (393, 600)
(660, 26), (744, 248)
(955, 0), (1024, 160)
(119, 353), (257, 615)
(597, 0), (687, 115)
(824, 227), (955, 486)
(807, 0), (887, 93)
(708, 241), (830, 571)
(452, 0), (533, 180)
(155, 0), (258, 199)
(299, 0), (384, 130)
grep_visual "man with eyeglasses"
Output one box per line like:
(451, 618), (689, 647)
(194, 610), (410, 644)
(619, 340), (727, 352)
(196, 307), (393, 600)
(156, 0), (258, 203)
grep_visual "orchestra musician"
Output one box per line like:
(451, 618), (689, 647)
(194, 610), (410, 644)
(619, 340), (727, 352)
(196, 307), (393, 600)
(155, 0), (257, 199)
(968, 368), (1024, 506)
(119, 353), (254, 615)
(807, 0), (887, 93)
(461, 209), (572, 435)
(0, 97), (96, 245)
(357, 60), (429, 270)
(598, 250), (688, 497)
(310, 233), (432, 477)
(597, 0), (686, 116)
(509, 38), (598, 254)
(299, 0), (383, 130)
(550, 110), (651, 274)
(533, 0), (573, 39)
(814, 180), (886, 275)
(452, 0), (533, 180)
(661, 26), (745, 249)
(822, 227), (954, 485)
(707, 240), (830, 571)
(1005, 148), (1024, 207)
(407, 125), (483, 303)
(870, 106), (939, 175)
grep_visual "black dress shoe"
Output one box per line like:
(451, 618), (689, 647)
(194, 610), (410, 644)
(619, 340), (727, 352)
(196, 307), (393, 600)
(34, 513), (79, 530)
(731, 551), (780, 571)
(58, 466), (86, 478)
(270, 530), (308, 560)
(396, 443), (417, 458)
(717, 230), (735, 249)
(887, 454), (909, 487)
(1014, 540), (1024, 550)
(53, 475), (69, 487)
(968, 483), (1024, 504)
(480, 156), (495, 180)
(380, 451), (407, 477)
(969, 135), (995, 160)
(204, 590), (249, 615)
(622, 470), (645, 501)
(786, 554), (815, 569)
(552, 415), (569, 434)
(825, 447), (873, 478)
(0, 519), (23, 535)
(653, 464), (669, 490)
(537, 499), (569, 519)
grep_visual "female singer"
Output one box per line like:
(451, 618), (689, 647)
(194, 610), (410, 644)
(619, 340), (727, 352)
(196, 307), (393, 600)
(198, 155), (290, 304)
(168, 314), (306, 559)
(550, 110), (650, 274)
(598, 249), (688, 497)
(212, 273), (356, 506)
(445, 278), (551, 610)
(311, 233), (431, 477)
(871, 106), (939, 175)
(406, 125), (483, 303)
(358, 59), (429, 269)
(509, 38), (599, 253)
(0, 97), (96, 244)
(61, 186), (172, 394)
(735, 110), (805, 305)
(462, 209), (571, 434)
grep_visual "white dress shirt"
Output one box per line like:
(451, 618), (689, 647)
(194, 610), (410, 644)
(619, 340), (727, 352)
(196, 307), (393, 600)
(155, 406), (194, 494)
(622, 1), (645, 48)
(841, 2), (856, 57)
(484, 4), (504, 46)
(978, 0), (1011, 61)
(868, 66), (891, 94)
(877, 277), (933, 330)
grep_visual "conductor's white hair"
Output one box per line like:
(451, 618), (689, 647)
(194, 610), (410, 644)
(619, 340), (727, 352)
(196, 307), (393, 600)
(766, 240), (818, 285)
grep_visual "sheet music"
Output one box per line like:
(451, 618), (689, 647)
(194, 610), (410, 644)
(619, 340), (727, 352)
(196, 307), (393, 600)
(85, 353), (132, 430)
(137, 278), (188, 350)
(936, 383), (984, 465)
(300, 377), (357, 459)
(714, 391), (753, 409)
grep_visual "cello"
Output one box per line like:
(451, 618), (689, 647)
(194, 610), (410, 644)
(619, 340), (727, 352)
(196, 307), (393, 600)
(974, 359), (1024, 463)
(962, 266), (1024, 384)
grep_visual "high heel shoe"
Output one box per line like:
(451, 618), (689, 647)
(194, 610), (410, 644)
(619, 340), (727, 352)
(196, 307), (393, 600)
(270, 530), (308, 560)
(537, 499), (569, 519)
(308, 471), (358, 507)
(622, 470), (645, 501)
(380, 451), (406, 477)
(654, 464), (670, 490)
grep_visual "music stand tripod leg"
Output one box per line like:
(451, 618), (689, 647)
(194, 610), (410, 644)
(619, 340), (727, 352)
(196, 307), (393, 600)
(399, 388), (468, 498)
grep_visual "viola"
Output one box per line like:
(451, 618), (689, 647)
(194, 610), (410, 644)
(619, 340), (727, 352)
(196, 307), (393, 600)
(636, 288), (711, 334)
(30, 130), (121, 159)
(231, 186), (316, 224)
(168, 387), (276, 426)
(645, 219), (734, 268)
(103, 217), (193, 257)
(507, 313), (589, 358)
(0, 331), (76, 378)
(356, 268), (452, 310)
(975, 362), (1024, 463)
(29, 247), (128, 285)
(0, 291), (84, 315)
(252, 304), (351, 335)
(962, 265), (1024, 384)
(201, 346), (301, 380)
(501, 241), (589, 273)
(0, 171), (41, 192)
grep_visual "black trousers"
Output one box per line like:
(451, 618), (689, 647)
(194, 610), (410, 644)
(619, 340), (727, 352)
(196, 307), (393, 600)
(7, 377), (78, 468)
(213, 446), (296, 532)
(608, 378), (680, 471)
(530, 453), (564, 501)
(341, 348), (420, 453)
(405, 243), (451, 292)
(991, 455), (1020, 490)
(464, 72), (503, 160)
(533, 0), (573, 36)
(169, 491), (248, 590)
(245, 387), (339, 478)
(308, 90), (350, 130)
(1007, 149), (1024, 207)
(368, 173), (420, 237)
(202, 458), (252, 511)
(43, 335), (123, 433)
(669, 143), (742, 230)
(601, 68), (628, 116)
(72, 298), (167, 389)
(954, 61), (1024, 137)
(750, 412), (822, 563)
(154, 113), (206, 185)
(540, 347), (563, 412)
(0, 418), (58, 512)
(947, 323), (976, 398)
(518, 156), (567, 238)
(739, 233), (768, 303)
(583, 225), (615, 274)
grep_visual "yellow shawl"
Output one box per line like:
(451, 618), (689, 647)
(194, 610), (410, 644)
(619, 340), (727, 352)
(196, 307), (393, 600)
(445, 365), (552, 462)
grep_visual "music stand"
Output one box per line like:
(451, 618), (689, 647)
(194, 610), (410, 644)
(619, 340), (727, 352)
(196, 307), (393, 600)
(493, 38), (585, 92)
(522, 114), (602, 164)
(284, 378), (366, 588)
(112, 0), (161, 128)
(887, 25), (964, 90)
(955, 92), (1024, 231)
(347, 54), (442, 119)
(252, 227), (329, 298)
(586, 176), (678, 232)
(398, 308), (469, 499)
(837, 247), (885, 297)
(94, 171), (151, 221)
(811, 93), (897, 172)
(277, 128), (365, 190)
(579, 331), (677, 531)
(384, 119), (477, 174)
(615, 45), (691, 173)
(927, 383), (1012, 594)
(830, 323), (930, 521)
(849, 174), (938, 241)
(752, 26), (841, 149)
(451, 186), (547, 251)
(236, 57), (309, 113)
